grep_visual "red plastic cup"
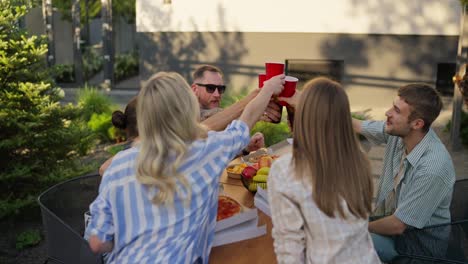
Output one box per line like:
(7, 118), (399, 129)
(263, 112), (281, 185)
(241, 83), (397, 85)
(258, 73), (266, 88)
(265, 62), (285, 80)
(278, 76), (298, 106)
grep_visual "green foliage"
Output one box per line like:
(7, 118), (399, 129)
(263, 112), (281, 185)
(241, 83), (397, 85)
(53, 0), (101, 24)
(83, 47), (103, 80)
(0, 2), (95, 219)
(220, 87), (250, 108)
(51, 64), (75, 83)
(446, 110), (468, 146)
(16, 229), (41, 250)
(76, 85), (113, 120)
(88, 112), (114, 142)
(53, 0), (136, 24)
(251, 121), (291, 147)
(77, 86), (120, 143)
(107, 144), (126, 155)
(114, 51), (139, 82)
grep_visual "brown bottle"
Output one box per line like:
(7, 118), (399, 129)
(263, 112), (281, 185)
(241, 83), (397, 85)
(286, 105), (295, 131)
(273, 103), (283, 124)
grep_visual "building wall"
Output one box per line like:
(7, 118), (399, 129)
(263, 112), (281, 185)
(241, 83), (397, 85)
(138, 31), (458, 119)
(137, 0), (461, 35)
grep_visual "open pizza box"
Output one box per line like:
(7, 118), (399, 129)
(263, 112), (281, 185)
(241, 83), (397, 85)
(213, 195), (266, 247)
(254, 186), (271, 217)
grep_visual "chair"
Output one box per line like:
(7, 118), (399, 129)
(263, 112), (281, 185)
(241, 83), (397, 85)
(391, 179), (468, 264)
(450, 179), (468, 222)
(38, 173), (103, 264)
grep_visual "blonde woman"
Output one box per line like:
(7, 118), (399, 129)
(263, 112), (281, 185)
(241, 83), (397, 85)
(268, 77), (380, 263)
(85, 72), (284, 263)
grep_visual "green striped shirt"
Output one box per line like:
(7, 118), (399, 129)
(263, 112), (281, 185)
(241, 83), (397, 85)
(362, 121), (455, 228)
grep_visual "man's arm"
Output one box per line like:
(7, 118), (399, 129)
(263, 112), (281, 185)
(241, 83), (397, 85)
(201, 89), (259, 131)
(352, 118), (363, 134)
(369, 215), (407, 235)
(89, 235), (114, 253)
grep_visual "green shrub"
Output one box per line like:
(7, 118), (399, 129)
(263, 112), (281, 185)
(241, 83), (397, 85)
(83, 47), (103, 80)
(0, 2), (95, 219)
(88, 112), (114, 142)
(220, 87), (250, 108)
(76, 85), (114, 121)
(251, 121), (291, 147)
(16, 229), (41, 250)
(446, 110), (468, 146)
(107, 144), (126, 156)
(77, 86), (120, 143)
(114, 51), (139, 82)
(51, 64), (75, 83)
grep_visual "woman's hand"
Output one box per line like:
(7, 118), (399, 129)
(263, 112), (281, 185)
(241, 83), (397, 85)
(262, 74), (286, 96)
(278, 89), (302, 108)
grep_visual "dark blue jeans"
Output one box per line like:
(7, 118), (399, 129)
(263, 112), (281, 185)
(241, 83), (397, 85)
(371, 233), (399, 262)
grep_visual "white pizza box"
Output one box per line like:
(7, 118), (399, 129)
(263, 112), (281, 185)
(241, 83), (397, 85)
(212, 216), (266, 247)
(215, 207), (257, 232)
(254, 194), (271, 218)
(256, 185), (268, 200)
(254, 186), (270, 217)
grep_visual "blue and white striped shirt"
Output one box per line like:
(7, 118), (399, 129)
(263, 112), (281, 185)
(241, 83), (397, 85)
(361, 121), (455, 228)
(85, 120), (250, 264)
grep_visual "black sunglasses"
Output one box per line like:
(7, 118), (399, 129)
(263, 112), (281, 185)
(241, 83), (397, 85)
(196, 83), (226, 94)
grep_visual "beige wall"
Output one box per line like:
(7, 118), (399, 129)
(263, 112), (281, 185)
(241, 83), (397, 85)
(139, 31), (458, 119)
(137, 0), (461, 35)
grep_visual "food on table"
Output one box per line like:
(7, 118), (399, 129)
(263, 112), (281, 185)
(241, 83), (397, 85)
(217, 195), (242, 221)
(248, 182), (267, 192)
(241, 166), (257, 179)
(257, 167), (270, 175)
(242, 153), (279, 193)
(253, 174), (268, 182)
(258, 156), (273, 168)
(226, 163), (247, 174)
(251, 163), (260, 170)
(248, 154), (279, 164)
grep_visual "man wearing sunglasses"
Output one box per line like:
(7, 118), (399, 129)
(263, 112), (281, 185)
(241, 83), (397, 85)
(191, 64), (282, 154)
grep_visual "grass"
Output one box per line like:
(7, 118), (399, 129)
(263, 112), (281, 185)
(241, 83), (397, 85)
(16, 229), (41, 250)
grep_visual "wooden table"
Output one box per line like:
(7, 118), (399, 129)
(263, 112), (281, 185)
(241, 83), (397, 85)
(209, 141), (292, 264)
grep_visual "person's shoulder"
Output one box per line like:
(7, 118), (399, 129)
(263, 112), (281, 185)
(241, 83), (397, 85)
(112, 146), (139, 164)
(104, 147), (138, 182)
(424, 130), (453, 164)
(270, 153), (293, 180)
(416, 132), (455, 184)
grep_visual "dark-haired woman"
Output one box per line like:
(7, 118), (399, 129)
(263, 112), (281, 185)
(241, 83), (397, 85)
(99, 97), (139, 176)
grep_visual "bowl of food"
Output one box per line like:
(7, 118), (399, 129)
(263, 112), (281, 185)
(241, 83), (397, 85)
(241, 148), (270, 165)
(240, 154), (276, 193)
(226, 163), (247, 179)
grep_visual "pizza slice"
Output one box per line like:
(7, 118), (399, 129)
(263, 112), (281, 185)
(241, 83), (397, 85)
(217, 195), (242, 221)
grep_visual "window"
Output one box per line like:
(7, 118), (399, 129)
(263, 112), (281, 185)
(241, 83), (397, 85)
(436, 63), (456, 95)
(285, 59), (344, 87)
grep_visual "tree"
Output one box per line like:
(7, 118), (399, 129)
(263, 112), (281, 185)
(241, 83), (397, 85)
(0, 1), (94, 218)
(450, 1), (468, 150)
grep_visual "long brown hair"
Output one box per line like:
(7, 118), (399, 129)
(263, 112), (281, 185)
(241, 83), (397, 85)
(292, 77), (373, 219)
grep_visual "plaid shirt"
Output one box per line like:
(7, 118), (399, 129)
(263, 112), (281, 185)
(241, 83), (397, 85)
(361, 121), (455, 228)
(268, 154), (380, 264)
(85, 120), (250, 264)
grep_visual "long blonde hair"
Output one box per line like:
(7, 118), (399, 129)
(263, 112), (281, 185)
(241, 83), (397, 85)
(136, 72), (207, 204)
(292, 77), (373, 219)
